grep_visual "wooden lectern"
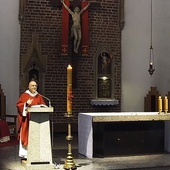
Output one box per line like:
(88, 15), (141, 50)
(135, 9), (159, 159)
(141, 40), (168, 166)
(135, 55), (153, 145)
(26, 106), (54, 170)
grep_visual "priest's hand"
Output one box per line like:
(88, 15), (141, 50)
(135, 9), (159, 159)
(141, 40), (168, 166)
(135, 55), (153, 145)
(26, 98), (33, 106)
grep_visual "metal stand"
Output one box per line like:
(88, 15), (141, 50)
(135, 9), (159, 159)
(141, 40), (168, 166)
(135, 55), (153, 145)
(63, 114), (77, 170)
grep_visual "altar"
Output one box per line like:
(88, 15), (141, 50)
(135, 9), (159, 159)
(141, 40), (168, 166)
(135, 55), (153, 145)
(78, 112), (170, 158)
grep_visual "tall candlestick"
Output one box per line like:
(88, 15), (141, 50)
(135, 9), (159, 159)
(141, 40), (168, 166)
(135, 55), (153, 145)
(158, 96), (162, 114)
(64, 65), (76, 170)
(164, 96), (168, 114)
(67, 65), (72, 114)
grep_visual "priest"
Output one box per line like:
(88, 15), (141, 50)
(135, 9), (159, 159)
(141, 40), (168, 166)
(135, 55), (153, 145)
(16, 79), (46, 159)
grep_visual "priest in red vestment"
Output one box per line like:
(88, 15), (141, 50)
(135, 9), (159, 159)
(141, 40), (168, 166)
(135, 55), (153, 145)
(16, 79), (46, 158)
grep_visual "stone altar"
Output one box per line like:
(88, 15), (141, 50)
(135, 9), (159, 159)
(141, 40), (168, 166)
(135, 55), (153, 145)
(78, 112), (170, 158)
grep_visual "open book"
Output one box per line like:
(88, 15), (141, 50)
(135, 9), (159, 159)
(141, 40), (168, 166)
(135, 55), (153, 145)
(31, 104), (48, 108)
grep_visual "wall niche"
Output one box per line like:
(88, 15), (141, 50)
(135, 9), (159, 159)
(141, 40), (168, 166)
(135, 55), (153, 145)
(91, 44), (119, 106)
(20, 34), (47, 94)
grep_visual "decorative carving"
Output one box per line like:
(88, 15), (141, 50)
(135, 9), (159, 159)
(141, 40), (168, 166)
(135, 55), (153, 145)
(98, 52), (112, 74)
(90, 99), (119, 106)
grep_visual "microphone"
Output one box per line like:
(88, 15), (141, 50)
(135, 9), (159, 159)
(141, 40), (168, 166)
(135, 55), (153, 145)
(39, 93), (51, 107)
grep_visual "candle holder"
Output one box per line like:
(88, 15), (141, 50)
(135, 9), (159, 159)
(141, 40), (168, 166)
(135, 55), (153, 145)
(158, 111), (162, 114)
(158, 106), (162, 114)
(148, 62), (155, 75)
(164, 96), (168, 114)
(164, 109), (168, 114)
(64, 65), (76, 169)
(63, 115), (77, 170)
(158, 96), (162, 114)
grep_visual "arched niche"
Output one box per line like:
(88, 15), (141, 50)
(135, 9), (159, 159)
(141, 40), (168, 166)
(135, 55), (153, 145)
(90, 44), (119, 106)
(20, 34), (47, 94)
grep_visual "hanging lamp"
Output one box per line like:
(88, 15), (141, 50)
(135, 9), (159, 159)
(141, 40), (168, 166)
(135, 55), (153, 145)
(148, 0), (155, 75)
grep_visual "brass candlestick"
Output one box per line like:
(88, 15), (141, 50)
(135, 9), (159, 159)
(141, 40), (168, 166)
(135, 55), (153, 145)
(158, 96), (162, 114)
(64, 65), (76, 170)
(63, 115), (77, 170)
(164, 96), (168, 114)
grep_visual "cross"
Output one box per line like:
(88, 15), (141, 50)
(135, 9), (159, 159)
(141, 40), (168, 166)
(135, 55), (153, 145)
(48, 0), (101, 10)
(82, 46), (88, 55)
(48, 0), (101, 88)
(61, 45), (68, 54)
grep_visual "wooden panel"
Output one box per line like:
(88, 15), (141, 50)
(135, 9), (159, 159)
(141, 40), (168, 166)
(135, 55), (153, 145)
(144, 87), (160, 112)
(0, 84), (17, 137)
(0, 84), (6, 120)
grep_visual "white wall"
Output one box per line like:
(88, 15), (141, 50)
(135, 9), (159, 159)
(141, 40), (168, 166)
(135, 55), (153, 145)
(122, 0), (170, 111)
(0, 0), (20, 115)
(1, 0), (170, 114)
(153, 0), (170, 96)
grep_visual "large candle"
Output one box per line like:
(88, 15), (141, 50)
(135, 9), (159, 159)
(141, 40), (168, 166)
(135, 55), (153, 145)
(67, 65), (72, 85)
(158, 96), (162, 113)
(67, 65), (72, 114)
(164, 96), (168, 113)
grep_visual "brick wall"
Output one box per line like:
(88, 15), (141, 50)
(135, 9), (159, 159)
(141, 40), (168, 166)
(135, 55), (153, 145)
(20, 0), (121, 131)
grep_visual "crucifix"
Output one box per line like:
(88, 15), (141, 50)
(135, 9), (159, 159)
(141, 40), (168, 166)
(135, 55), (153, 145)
(48, 0), (101, 88)
(61, 0), (90, 54)
(61, 0), (90, 88)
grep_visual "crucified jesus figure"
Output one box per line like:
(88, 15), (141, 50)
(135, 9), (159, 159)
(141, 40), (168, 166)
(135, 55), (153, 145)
(61, 0), (90, 53)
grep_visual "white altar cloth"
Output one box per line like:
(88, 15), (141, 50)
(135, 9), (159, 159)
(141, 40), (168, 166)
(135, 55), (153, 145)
(78, 112), (170, 158)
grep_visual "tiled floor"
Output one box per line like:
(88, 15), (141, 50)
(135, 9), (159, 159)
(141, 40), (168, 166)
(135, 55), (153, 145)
(1, 134), (170, 170)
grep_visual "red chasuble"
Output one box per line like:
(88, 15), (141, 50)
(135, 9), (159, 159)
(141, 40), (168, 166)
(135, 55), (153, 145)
(16, 93), (45, 146)
(61, 0), (70, 56)
(81, 1), (89, 56)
